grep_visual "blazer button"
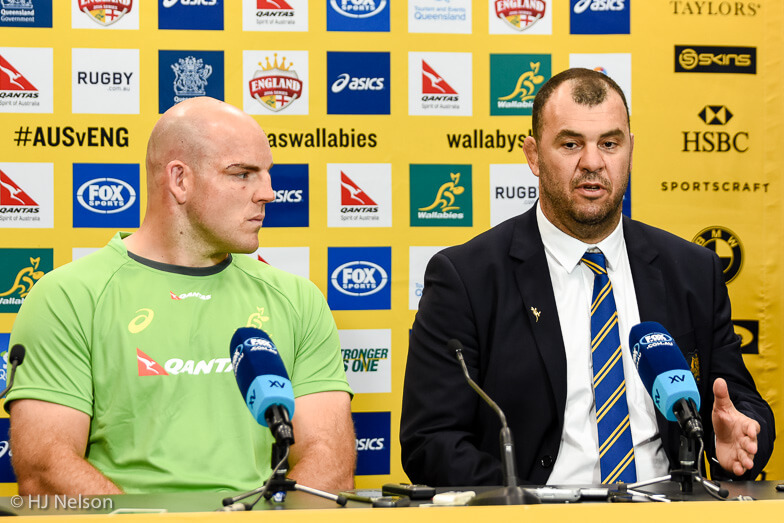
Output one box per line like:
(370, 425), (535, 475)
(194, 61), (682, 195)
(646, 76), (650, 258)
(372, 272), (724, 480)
(540, 455), (554, 468)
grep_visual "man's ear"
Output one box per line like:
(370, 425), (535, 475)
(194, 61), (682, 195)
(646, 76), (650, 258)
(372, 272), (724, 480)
(522, 135), (540, 177)
(166, 160), (189, 204)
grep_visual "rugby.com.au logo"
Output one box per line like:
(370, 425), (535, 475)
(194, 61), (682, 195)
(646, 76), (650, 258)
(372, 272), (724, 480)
(327, 247), (391, 310)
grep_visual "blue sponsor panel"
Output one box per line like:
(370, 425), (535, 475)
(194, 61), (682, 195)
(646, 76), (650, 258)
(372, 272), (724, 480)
(158, 0), (224, 30)
(0, 333), (8, 392)
(158, 50), (224, 113)
(327, 247), (391, 310)
(352, 411), (390, 475)
(265, 164), (309, 228)
(327, 0), (389, 32)
(570, 0), (630, 35)
(327, 52), (390, 115)
(72, 163), (140, 228)
(623, 175), (631, 218)
(0, 419), (13, 483)
(0, 0), (52, 27)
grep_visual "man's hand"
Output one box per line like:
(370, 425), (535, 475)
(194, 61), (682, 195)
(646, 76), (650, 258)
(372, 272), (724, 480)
(712, 378), (760, 476)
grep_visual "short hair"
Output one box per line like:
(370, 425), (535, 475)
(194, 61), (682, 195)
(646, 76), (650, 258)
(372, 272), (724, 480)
(531, 68), (630, 141)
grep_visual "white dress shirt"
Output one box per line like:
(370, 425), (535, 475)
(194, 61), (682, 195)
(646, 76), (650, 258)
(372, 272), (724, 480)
(536, 203), (669, 485)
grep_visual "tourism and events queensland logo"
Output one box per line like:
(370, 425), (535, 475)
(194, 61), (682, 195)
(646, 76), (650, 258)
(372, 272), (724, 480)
(489, 0), (552, 35)
(408, 246), (444, 310)
(159, 0), (223, 30)
(352, 411), (390, 475)
(72, 163), (140, 228)
(158, 50), (224, 113)
(570, 0), (629, 34)
(0, 248), (52, 313)
(0, 0), (52, 27)
(569, 53), (632, 114)
(72, 0), (138, 29)
(243, 0), (307, 31)
(327, 0), (389, 32)
(327, 163), (392, 228)
(408, 52), (472, 116)
(408, 0), (471, 34)
(244, 51), (308, 115)
(327, 246), (391, 310)
(264, 163), (309, 227)
(72, 48), (140, 115)
(410, 164), (472, 227)
(0, 47), (53, 113)
(490, 54), (551, 116)
(0, 163), (54, 228)
(327, 51), (390, 115)
(339, 329), (391, 394)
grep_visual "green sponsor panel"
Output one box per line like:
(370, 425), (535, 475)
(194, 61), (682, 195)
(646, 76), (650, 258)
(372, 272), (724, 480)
(0, 249), (53, 313)
(489, 54), (551, 116)
(409, 164), (472, 227)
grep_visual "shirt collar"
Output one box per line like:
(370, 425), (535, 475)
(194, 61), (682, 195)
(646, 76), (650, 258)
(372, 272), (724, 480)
(536, 202), (625, 274)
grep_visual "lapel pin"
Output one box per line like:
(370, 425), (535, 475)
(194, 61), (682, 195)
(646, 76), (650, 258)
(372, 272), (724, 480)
(530, 307), (541, 322)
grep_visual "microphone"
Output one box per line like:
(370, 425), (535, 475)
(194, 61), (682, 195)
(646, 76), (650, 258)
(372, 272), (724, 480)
(449, 339), (539, 506)
(230, 328), (295, 446)
(0, 344), (26, 399)
(629, 322), (703, 438)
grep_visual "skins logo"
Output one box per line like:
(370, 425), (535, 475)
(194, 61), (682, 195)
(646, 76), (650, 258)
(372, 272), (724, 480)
(422, 60), (457, 100)
(698, 105), (733, 125)
(0, 170), (38, 207)
(330, 0), (386, 18)
(78, 0), (133, 26)
(692, 226), (743, 283)
(137, 348), (168, 376)
(495, 0), (546, 31)
(341, 172), (377, 206)
(675, 46), (756, 74)
(249, 54), (303, 112)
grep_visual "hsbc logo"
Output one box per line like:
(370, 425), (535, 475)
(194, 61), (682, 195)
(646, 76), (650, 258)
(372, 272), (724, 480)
(331, 261), (388, 297)
(331, 73), (384, 93)
(76, 178), (136, 214)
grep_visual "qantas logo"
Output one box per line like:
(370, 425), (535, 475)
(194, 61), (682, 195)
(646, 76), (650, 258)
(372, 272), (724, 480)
(258, 0), (293, 8)
(422, 60), (456, 95)
(137, 348), (168, 376)
(341, 172), (377, 206)
(0, 170), (38, 206)
(169, 291), (212, 301)
(0, 54), (37, 92)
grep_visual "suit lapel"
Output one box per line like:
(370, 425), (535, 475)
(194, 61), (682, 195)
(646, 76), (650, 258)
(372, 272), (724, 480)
(509, 209), (567, 426)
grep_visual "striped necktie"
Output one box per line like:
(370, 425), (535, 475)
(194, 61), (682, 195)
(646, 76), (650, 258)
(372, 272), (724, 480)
(581, 251), (637, 484)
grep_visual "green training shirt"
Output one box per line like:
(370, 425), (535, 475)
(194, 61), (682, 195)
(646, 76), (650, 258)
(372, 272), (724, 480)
(7, 232), (351, 493)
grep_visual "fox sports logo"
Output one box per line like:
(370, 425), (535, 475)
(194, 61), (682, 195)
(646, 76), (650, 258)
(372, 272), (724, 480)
(330, 0), (387, 18)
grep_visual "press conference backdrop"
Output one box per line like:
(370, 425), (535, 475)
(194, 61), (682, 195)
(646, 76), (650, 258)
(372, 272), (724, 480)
(0, 1), (782, 493)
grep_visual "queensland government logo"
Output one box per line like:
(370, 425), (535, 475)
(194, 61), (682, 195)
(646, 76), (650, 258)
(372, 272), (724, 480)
(249, 54), (302, 112)
(0, 0), (52, 27)
(494, 0), (546, 31)
(78, 0), (132, 26)
(675, 45), (756, 74)
(490, 54), (551, 116)
(0, 249), (52, 313)
(410, 164), (472, 227)
(159, 50), (223, 112)
(692, 226), (743, 283)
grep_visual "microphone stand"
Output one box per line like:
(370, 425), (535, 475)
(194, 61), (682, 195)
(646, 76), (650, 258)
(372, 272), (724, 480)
(627, 399), (727, 500)
(450, 340), (539, 506)
(219, 411), (347, 511)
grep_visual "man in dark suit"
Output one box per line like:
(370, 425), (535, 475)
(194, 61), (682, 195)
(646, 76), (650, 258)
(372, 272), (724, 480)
(400, 68), (774, 486)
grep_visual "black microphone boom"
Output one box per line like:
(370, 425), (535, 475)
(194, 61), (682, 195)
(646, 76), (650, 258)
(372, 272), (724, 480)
(449, 339), (539, 506)
(0, 344), (26, 399)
